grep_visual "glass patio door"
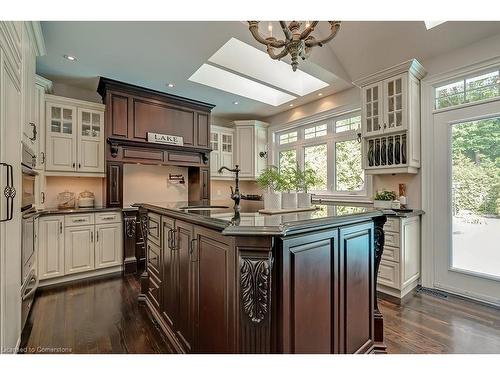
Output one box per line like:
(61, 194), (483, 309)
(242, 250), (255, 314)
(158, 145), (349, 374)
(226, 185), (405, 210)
(432, 100), (500, 306)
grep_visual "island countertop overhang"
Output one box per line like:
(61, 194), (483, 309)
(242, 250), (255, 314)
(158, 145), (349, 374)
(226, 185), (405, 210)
(134, 201), (385, 237)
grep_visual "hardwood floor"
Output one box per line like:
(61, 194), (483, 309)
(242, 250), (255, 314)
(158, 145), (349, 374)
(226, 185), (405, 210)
(20, 274), (173, 354)
(20, 274), (500, 354)
(380, 290), (500, 353)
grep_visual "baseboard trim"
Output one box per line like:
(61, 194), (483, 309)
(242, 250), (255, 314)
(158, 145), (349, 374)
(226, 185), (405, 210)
(39, 266), (123, 289)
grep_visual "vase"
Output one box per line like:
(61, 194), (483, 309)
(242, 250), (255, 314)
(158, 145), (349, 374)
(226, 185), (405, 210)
(297, 192), (312, 208)
(281, 192), (298, 209)
(263, 191), (282, 210)
(373, 200), (393, 209)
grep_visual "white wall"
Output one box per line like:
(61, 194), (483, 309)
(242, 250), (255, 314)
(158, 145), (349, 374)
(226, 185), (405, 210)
(123, 164), (188, 206)
(263, 87), (361, 125)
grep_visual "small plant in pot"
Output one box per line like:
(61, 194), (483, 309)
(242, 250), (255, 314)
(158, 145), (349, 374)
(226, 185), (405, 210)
(373, 190), (397, 209)
(280, 165), (300, 209)
(256, 166), (283, 210)
(296, 166), (323, 208)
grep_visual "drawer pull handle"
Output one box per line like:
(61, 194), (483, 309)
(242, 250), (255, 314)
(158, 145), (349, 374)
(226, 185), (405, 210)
(73, 219), (86, 222)
(101, 216), (115, 220)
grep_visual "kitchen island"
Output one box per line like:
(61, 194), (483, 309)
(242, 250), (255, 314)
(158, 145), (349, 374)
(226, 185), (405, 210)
(137, 201), (387, 354)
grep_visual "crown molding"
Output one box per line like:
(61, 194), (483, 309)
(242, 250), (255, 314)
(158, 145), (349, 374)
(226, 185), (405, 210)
(353, 59), (427, 88)
(25, 21), (46, 56)
(45, 94), (105, 111)
(35, 74), (53, 92)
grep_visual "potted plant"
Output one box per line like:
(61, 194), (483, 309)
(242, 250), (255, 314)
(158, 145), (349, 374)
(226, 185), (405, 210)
(373, 190), (397, 209)
(256, 166), (283, 210)
(296, 166), (322, 208)
(280, 165), (300, 209)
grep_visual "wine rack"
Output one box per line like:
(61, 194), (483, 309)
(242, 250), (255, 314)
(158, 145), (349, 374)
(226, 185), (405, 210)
(366, 132), (407, 169)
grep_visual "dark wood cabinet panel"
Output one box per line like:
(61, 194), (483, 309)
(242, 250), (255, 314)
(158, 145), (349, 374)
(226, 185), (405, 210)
(175, 220), (196, 352)
(196, 113), (209, 148)
(132, 99), (195, 145)
(147, 241), (161, 280)
(201, 168), (209, 200)
(161, 216), (176, 329)
(108, 93), (128, 138)
(339, 223), (374, 354)
(106, 163), (122, 207)
(281, 230), (338, 353)
(195, 227), (235, 353)
(123, 147), (164, 162)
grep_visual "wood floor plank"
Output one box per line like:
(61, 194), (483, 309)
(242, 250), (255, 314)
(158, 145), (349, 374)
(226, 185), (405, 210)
(20, 275), (500, 354)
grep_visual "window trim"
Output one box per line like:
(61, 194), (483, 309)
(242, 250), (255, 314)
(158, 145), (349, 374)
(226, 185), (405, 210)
(270, 105), (372, 200)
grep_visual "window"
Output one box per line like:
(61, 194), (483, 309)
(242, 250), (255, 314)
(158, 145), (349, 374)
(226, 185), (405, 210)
(273, 110), (367, 196)
(435, 69), (500, 109)
(279, 149), (296, 172)
(335, 140), (364, 191)
(279, 131), (297, 145)
(335, 115), (361, 133)
(304, 144), (327, 190)
(304, 123), (327, 139)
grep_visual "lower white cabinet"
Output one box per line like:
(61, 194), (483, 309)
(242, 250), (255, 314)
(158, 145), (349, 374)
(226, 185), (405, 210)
(65, 225), (95, 274)
(38, 216), (65, 280)
(38, 211), (122, 283)
(377, 215), (421, 299)
(95, 223), (122, 269)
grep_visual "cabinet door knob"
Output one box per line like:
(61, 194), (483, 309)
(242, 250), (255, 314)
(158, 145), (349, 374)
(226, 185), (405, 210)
(72, 162), (75, 168)
(78, 163), (81, 169)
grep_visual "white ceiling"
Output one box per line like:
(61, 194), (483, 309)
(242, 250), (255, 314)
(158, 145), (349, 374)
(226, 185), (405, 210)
(37, 21), (500, 120)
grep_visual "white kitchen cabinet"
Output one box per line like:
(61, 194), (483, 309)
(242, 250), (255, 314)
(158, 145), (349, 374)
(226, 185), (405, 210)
(33, 75), (52, 171)
(95, 223), (123, 269)
(37, 211), (123, 286)
(354, 59), (426, 175)
(210, 125), (234, 179)
(38, 216), (65, 280)
(233, 120), (269, 180)
(21, 23), (37, 153)
(377, 215), (421, 299)
(45, 95), (105, 175)
(65, 225), (95, 275)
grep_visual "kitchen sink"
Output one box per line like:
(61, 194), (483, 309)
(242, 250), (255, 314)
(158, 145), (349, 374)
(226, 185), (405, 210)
(179, 205), (229, 211)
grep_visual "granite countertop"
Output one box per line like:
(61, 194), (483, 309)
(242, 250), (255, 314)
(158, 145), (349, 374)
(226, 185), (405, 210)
(136, 200), (384, 236)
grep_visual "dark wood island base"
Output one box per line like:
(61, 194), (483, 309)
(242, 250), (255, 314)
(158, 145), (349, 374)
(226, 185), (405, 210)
(137, 203), (387, 354)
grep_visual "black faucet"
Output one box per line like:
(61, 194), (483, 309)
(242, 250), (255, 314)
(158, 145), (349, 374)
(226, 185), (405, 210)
(218, 165), (244, 212)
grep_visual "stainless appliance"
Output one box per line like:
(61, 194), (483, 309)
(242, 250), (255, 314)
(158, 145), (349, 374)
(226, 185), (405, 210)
(21, 144), (38, 211)
(21, 144), (39, 329)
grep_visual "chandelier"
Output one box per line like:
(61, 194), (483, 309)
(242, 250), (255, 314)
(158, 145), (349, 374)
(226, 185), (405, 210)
(248, 21), (341, 72)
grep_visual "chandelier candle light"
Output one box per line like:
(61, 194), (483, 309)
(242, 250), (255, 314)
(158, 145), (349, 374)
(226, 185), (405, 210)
(248, 21), (341, 72)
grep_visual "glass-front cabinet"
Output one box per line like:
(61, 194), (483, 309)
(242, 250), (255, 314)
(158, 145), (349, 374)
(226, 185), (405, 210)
(355, 59), (426, 174)
(45, 95), (105, 174)
(210, 126), (234, 179)
(46, 103), (77, 172)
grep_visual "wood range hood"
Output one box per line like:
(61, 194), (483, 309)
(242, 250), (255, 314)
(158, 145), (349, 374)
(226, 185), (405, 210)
(97, 77), (216, 207)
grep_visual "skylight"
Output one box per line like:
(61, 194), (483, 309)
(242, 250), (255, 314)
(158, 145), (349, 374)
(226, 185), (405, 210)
(189, 64), (296, 106)
(424, 21), (446, 30)
(208, 38), (329, 96)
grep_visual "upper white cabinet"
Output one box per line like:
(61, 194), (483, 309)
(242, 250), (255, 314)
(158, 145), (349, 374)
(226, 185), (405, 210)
(21, 22), (45, 156)
(45, 95), (105, 175)
(233, 120), (269, 180)
(210, 125), (234, 179)
(354, 59), (426, 174)
(33, 75), (52, 171)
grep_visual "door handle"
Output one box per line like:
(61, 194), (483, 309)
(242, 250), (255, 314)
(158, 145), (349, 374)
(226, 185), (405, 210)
(40, 152), (45, 165)
(190, 238), (198, 262)
(29, 122), (37, 141)
(59, 222), (62, 234)
(90, 231), (93, 242)
(96, 231), (99, 242)
(41, 192), (45, 204)
(0, 162), (16, 222)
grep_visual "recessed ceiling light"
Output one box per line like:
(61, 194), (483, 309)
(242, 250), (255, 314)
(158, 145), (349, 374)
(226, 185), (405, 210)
(289, 104), (294, 107)
(63, 54), (77, 61)
(167, 83), (175, 88)
(318, 93), (323, 96)
(233, 101), (239, 105)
